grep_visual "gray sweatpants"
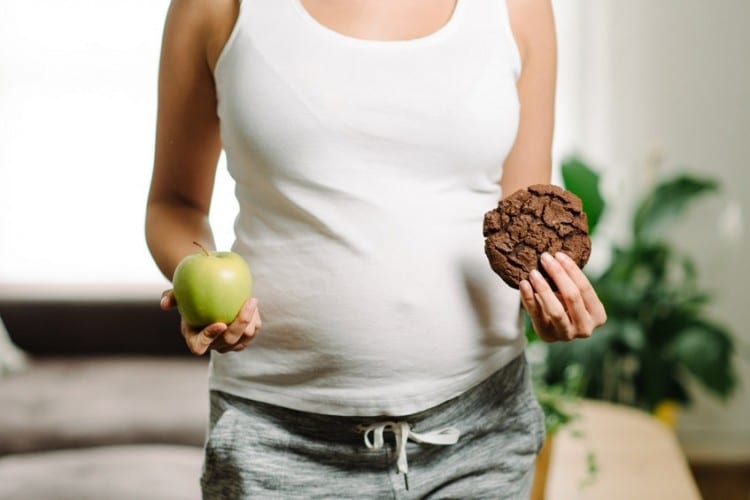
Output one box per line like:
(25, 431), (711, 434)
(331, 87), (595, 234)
(201, 355), (545, 499)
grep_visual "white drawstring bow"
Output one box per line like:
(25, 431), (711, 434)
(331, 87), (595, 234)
(361, 421), (461, 476)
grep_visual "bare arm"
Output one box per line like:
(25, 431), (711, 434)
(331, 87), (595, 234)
(146, 0), (234, 280)
(146, 0), (260, 355)
(503, 0), (606, 341)
(501, 0), (557, 197)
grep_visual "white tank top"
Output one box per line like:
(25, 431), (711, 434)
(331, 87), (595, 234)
(210, 0), (525, 416)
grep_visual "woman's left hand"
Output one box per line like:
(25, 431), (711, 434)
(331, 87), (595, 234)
(519, 251), (607, 342)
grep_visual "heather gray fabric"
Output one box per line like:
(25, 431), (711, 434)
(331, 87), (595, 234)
(201, 355), (545, 499)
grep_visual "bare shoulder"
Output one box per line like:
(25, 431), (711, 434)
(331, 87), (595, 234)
(163, 0), (240, 71)
(504, 0), (556, 66)
(204, 0), (241, 72)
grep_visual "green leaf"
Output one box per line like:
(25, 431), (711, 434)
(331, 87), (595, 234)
(620, 321), (646, 351)
(667, 322), (737, 398)
(633, 175), (719, 242)
(544, 321), (619, 400)
(561, 158), (606, 236)
(538, 163), (737, 415)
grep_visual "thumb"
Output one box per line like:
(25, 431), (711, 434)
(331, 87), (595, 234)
(193, 323), (228, 354)
(160, 289), (176, 310)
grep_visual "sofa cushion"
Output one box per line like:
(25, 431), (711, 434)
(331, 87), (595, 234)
(0, 357), (209, 454)
(0, 445), (203, 500)
(0, 300), (186, 356)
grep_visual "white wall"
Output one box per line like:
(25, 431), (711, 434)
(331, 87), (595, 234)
(0, 1), (238, 298)
(570, 0), (750, 461)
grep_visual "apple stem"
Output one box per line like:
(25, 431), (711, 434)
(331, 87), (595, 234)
(192, 241), (210, 257)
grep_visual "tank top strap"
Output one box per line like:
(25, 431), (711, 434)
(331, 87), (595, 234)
(495, 0), (522, 76)
(463, 0), (522, 79)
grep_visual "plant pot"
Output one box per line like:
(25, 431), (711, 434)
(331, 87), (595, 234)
(653, 400), (679, 429)
(530, 435), (554, 500)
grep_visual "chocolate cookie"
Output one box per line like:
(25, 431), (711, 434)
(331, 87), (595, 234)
(483, 184), (591, 289)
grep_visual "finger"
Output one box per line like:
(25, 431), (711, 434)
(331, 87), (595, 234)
(160, 289), (176, 310)
(521, 280), (551, 337)
(534, 292), (556, 329)
(555, 252), (608, 324)
(540, 253), (592, 336)
(519, 280), (538, 318)
(187, 322), (227, 356)
(213, 330), (255, 353)
(528, 268), (574, 340)
(225, 298), (257, 344)
(216, 320), (259, 352)
(231, 332), (257, 352)
(250, 306), (261, 331)
(540, 252), (577, 295)
(214, 305), (261, 353)
(521, 282), (558, 343)
(228, 309), (261, 350)
(232, 337), (253, 352)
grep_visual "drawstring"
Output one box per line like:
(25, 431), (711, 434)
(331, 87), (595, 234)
(360, 421), (460, 489)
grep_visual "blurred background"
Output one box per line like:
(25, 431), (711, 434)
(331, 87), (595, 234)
(551, 0), (749, 467)
(0, 0), (748, 499)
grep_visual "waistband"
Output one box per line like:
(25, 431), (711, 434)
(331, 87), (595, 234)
(210, 353), (529, 444)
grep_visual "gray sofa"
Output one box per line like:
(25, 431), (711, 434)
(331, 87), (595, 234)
(0, 300), (210, 500)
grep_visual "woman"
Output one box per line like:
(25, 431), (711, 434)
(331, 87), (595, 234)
(146, 0), (606, 498)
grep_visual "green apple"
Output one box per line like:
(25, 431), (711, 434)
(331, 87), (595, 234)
(172, 242), (253, 328)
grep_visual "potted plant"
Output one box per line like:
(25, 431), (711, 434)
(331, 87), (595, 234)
(527, 158), (739, 497)
(542, 158), (738, 415)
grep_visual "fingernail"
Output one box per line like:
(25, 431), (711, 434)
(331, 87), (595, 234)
(530, 269), (543, 281)
(541, 252), (554, 264)
(555, 251), (569, 262)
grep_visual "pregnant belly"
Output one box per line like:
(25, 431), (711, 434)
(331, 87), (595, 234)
(239, 236), (521, 380)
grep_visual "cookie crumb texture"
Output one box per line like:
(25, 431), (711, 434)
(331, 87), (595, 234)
(483, 184), (591, 289)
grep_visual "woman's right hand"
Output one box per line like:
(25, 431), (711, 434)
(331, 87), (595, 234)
(160, 291), (262, 355)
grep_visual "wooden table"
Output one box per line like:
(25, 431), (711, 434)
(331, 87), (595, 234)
(543, 400), (702, 500)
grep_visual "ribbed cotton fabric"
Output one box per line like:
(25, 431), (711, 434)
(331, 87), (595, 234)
(210, 0), (525, 416)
